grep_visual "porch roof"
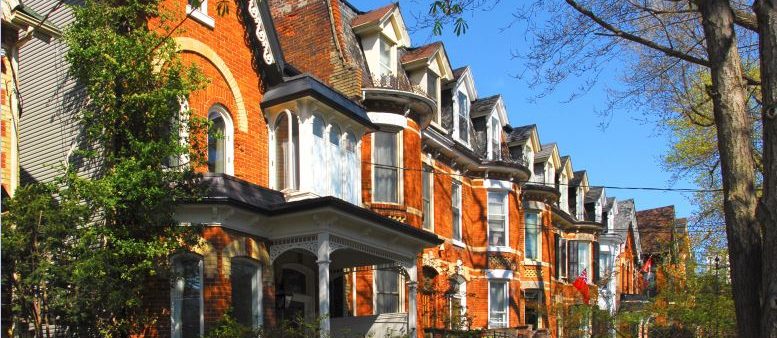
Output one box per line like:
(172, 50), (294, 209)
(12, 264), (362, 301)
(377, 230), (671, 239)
(191, 174), (442, 245)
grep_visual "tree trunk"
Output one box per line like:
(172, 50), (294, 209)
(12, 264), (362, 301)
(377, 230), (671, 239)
(697, 1), (763, 337)
(754, 1), (777, 337)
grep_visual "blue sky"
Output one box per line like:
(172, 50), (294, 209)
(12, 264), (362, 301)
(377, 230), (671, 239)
(349, 0), (697, 219)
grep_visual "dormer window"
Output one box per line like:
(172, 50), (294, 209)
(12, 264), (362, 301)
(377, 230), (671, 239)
(456, 92), (469, 143)
(489, 116), (501, 160)
(379, 38), (393, 77)
(427, 71), (439, 102)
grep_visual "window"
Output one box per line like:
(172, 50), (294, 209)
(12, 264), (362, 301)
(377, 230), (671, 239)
(452, 181), (462, 243)
(488, 191), (507, 248)
(568, 241), (590, 278)
(557, 238), (568, 279)
(273, 112), (299, 190)
(188, 0), (207, 13)
(600, 250), (613, 279)
(231, 258), (262, 329)
(524, 289), (542, 329)
(344, 133), (358, 204)
(208, 106), (233, 174)
(422, 164), (433, 231)
(312, 115), (327, 194)
(379, 38), (392, 77)
(427, 72), (439, 102)
(559, 172), (568, 212)
(375, 269), (401, 314)
(525, 212), (541, 261)
(171, 254), (203, 338)
(329, 124), (342, 197)
(490, 116), (501, 160)
(450, 277), (467, 328)
(457, 92), (469, 142)
(488, 280), (508, 328)
(373, 132), (400, 203)
(186, 0), (214, 27)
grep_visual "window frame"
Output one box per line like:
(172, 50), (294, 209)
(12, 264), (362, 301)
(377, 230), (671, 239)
(371, 131), (402, 204)
(422, 163), (434, 231)
(207, 105), (234, 175)
(272, 110), (299, 191)
(455, 91), (470, 144)
(557, 238), (568, 279)
(524, 211), (542, 262)
(487, 190), (509, 250)
(373, 269), (404, 314)
(488, 280), (509, 329)
(171, 253), (204, 338)
(186, 0), (215, 28)
(451, 180), (463, 246)
(230, 257), (263, 329)
(568, 240), (590, 279)
(489, 115), (501, 160)
(378, 37), (393, 77)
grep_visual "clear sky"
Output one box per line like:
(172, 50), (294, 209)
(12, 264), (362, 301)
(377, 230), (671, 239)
(349, 0), (698, 219)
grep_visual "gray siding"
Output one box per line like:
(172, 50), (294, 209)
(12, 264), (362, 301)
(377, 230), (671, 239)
(18, 1), (88, 184)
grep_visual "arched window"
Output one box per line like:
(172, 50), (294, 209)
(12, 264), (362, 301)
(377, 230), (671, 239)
(328, 124), (341, 197)
(171, 253), (203, 338)
(312, 115), (327, 194)
(274, 111), (299, 190)
(231, 257), (262, 329)
(344, 132), (357, 203)
(208, 106), (233, 174)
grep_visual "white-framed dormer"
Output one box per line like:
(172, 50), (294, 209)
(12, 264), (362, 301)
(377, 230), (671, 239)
(186, 0), (215, 28)
(484, 96), (508, 161)
(402, 42), (454, 128)
(352, 4), (411, 81)
(558, 156), (573, 213)
(575, 171), (590, 220)
(450, 68), (477, 146)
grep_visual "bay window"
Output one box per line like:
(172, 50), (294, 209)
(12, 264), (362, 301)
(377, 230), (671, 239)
(312, 115), (327, 194)
(329, 124), (342, 197)
(452, 181), (462, 243)
(273, 112), (299, 190)
(373, 131), (400, 203)
(488, 191), (507, 248)
(344, 133), (358, 203)
(230, 258), (262, 329)
(525, 212), (541, 261)
(171, 254), (203, 338)
(488, 280), (508, 328)
(422, 164), (433, 231)
(375, 269), (401, 314)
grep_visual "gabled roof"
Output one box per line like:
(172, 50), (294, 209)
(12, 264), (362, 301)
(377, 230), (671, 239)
(506, 124), (536, 144)
(401, 41), (442, 64)
(446, 66), (477, 99)
(558, 155), (573, 178)
(585, 186), (604, 204)
(605, 197), (616, 212)
(636, 205), (678, 256)
(470, 94), (500, 118)
(571, 170), (588, 187)
(535, 143), (561, 168)
(400, 41), (454, 80)
(452, 67), (467, 80)
(351, 3), (397, 27)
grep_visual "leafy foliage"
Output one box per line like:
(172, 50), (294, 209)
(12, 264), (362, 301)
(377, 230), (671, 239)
(2, 0), (208, 336)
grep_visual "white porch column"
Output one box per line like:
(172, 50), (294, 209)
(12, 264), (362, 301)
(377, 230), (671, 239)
(317, 233), (331, 338)
(405, 261), (418, 337)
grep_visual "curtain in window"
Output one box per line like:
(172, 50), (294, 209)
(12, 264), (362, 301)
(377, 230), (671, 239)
(274, 114), (289, 189)
(329, 125), (341, 198)
(171, 255), (202, 338)
(231, 258), (260, 328)
(374, 132), (398, 203)
(568, 241), (589, 278)
(313, 116), (326, 195)
(457, 92), (469, 141)
(452, 182), (461, 241)
(422, 164), (432, 230)
(525, 212), (539, 259)
(375, 270), (399, 314)
(488, 281), (507, 328)
(208, 116), (226, 173)
(488, 192), (507, 247)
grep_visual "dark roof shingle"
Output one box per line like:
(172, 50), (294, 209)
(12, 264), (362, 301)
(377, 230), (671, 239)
(351, 3), (397, 27)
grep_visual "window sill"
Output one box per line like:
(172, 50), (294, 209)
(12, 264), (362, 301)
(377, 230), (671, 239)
(451, 239), (466, 248)
(187, 5), (215, 28)
(487, 246), (513, 253)
(523, 260), (547, 267)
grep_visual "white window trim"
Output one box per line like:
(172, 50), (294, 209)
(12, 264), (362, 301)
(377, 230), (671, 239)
(487, 190), (509, 252)
(378, 37), (394, 77)
(372, 268), (405, 314)
(422, 161), (435, 232)
(524, 210), (542, 263)
(186, 1), (215, 28)
(453, 89), (470, 146)
(371, 131), (403, 204)
(487, 278), (510, 329)
(171, 253), (204, 338)
(488, 114), (501, 160)
(451, 179), (463, 245)
(270, 110), (298, 190)
(208, 105), (234, 175)
(230, 257), (264, 329)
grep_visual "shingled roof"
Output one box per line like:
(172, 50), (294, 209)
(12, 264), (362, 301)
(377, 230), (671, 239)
(351, 3), (397, 27)
(470, 94), (501, 118)
(534, 143), (557, 162)
(506, 124), (536, 144)
(571, 170), (587, 186)
(636, 205), (677, 256)
(401, 41), (442, 64)
(585, 186), (604, 204)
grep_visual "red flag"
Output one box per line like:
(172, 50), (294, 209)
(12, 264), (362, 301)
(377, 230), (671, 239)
(572, 268), (590, 304)
(641, 256), (653, 273)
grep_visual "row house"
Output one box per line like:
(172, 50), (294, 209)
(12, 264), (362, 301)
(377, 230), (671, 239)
(9, 0), (650, 337)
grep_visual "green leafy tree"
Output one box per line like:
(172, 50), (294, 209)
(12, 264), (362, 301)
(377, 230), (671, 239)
(2, 0), (208, 336)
